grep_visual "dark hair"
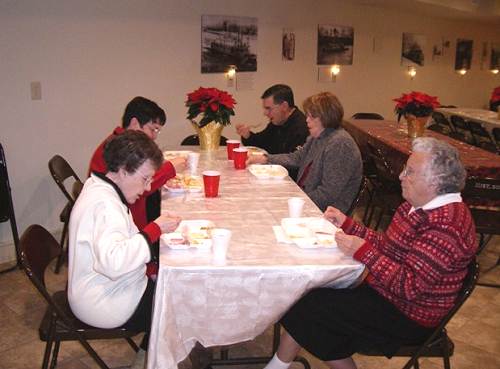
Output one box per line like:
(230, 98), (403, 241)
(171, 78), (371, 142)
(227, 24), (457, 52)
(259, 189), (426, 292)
(103, 130), (163, 173)
(302, 92), (344, 129)
(122, 96), (166, 128)
(261, 84), (295, 107)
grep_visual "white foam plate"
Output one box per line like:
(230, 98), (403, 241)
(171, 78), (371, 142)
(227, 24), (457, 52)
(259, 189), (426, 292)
(248, 164), (288, 180)
(161, 220), (214, 250)
(280, 217), (338, 248)
(163, 150), (192, 160)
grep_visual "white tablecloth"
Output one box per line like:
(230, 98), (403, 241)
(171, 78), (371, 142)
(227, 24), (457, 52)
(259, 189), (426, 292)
(437, 107), (500, 134)
(147, 148), (364, 369)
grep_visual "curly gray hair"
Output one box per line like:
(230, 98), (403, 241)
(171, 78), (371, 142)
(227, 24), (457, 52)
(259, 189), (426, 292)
(411, 137), (466, 194)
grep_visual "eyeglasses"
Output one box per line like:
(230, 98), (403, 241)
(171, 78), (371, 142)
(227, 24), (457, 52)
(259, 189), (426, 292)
(150, 125), (161, 135)
(136, 169), (154, 186)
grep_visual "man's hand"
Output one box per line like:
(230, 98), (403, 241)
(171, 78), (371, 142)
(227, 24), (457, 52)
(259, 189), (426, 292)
(169, 156), (187, 173)
(246, 153), (268, 166)
(235, 123), (251, 139)
(324, 206), (346, 227)
(154, 212), (181, 233)
(335, 232), (365, 257)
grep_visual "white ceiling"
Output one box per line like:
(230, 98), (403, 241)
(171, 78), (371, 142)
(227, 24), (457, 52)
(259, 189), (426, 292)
(350, 0), (500, 23)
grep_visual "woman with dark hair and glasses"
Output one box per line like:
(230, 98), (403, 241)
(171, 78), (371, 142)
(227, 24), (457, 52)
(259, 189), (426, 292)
(68, 130), (181, 369)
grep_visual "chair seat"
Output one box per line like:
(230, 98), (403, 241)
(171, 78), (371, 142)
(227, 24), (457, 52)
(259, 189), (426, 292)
(39, 291), (138, 342)
(359, 331), (454, 358)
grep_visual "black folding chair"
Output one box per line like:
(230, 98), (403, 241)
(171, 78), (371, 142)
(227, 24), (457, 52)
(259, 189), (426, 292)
(48, 155), (83, 273)
(0, 143), (20, 273)
(351, 112), (384, 120)
(360, 259), (479, 369)
(19, 224), (140, 369)
(430, 112), (453, 134)
(449, 116), (474, 144)
(467, 121), (498, 153)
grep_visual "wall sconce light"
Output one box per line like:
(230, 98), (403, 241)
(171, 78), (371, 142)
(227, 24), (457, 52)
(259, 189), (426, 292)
(407, 66), (417, 79)
(226, 65), (237, 87)
(457, 68), (467, 76)
(330, 64), (340, 82)
(491, 67), (499, 75)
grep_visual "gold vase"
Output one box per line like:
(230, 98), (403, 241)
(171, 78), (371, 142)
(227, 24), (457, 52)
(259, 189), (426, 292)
(405, 114), (428, 138)
(192, 121), (223, 151)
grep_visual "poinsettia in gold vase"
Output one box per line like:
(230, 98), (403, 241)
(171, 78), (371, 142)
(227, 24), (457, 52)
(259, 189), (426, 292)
(186, 87), (236, 151)
(393, 91), (440, 138)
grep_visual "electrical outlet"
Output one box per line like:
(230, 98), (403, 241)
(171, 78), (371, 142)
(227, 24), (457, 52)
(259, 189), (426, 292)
(30, 81), (42, 100)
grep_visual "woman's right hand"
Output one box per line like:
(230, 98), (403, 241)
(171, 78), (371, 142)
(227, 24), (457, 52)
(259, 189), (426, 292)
(154, 212), (182, 233)
(324, 206), (346, 227)
(246, 153), (268, 166)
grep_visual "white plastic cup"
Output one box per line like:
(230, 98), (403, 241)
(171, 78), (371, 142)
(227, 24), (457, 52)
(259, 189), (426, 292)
(288, 197), (305, 218)
(211, 228), (232, 265)
(187, 152), (200, 174)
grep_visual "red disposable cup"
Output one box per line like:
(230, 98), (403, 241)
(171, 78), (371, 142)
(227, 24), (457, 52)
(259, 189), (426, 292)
(233, 148), (248, 170)
(202, 170), (221, 197)
(226, 140), (240, 160)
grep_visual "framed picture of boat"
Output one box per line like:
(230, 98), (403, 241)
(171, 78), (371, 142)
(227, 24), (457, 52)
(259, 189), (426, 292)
(455, 38), (473, 70)
(201, 15), (258, 73)
(401, 33), (426, 66)
(317, 24), (354, 65)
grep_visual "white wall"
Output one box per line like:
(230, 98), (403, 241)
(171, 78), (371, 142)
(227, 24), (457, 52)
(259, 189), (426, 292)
(1, 0), (499, 261)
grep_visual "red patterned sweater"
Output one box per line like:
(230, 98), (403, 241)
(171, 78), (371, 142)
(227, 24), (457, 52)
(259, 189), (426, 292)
(342, 201), (477, 327)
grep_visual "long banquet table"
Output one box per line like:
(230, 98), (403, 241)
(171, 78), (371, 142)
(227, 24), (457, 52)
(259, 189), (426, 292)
(436, 107), (500, 135)
(343, 118), (500, 181)
(147, 148), (365, 369)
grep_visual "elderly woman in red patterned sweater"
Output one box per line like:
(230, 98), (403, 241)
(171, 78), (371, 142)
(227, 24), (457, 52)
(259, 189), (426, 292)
(263, 137), (477, 369)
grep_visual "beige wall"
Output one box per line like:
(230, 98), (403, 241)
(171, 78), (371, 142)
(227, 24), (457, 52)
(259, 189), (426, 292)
(1, 0), (499, 261)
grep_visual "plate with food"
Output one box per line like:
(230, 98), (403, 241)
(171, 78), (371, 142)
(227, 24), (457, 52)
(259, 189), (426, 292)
(163, 150), (192, 161)
(248, 164), (288, 180)
(244, 146), (267, 156)
(161, 220), (214, 250)
(280, 217), (338, 248)
(165, 174), (203, 193)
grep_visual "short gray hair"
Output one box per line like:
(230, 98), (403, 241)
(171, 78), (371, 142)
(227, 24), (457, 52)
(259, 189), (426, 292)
(411, 137), (466, 194)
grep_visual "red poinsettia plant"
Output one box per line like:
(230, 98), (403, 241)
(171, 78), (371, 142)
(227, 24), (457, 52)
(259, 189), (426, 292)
(393, 91), (440, 122)
(490, 86), (500, 103)
(186, 87), (236, 128)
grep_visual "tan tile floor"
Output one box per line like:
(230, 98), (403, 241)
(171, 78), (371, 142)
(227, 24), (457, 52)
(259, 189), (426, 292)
(0, 236), (498, 369)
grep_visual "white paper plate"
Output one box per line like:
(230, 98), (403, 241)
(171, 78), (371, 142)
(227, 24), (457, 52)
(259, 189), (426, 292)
(161, 220), (214, 250)
(280, 217), (338, 248)
(244, 146), (268, 155)
(248, 164), (288, 180)
(164, 175), (203, 193)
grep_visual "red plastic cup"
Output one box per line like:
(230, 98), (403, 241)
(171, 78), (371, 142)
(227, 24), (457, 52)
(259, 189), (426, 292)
(202, 170), (221, 197)
(226, 140), (240, 160)
(233, 148), (248, 170)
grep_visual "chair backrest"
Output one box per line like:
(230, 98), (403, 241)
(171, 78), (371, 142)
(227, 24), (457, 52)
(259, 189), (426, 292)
(20, 224), (61, 293)
(366, 143), (400, 185)
(466, 121), (498, 153)
(449, 115), (469, 131)
(48, 155), (83, 203)
(181, 134), (228, 146)
(346, 176), (368, 216)
(431, 112), (452, 131)
(351, 112), (384, 120)
(0, 143), (20, 264)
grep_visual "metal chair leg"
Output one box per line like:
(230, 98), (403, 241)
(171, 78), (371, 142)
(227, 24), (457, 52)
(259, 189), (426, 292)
(49, 341), (60, 369)
(54, 221), (68, 274)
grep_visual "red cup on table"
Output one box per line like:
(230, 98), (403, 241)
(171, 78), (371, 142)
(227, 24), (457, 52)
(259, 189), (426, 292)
(202, 170), (221, 197)
(233, 148), (248, 170)
(226, 140), (240, 160)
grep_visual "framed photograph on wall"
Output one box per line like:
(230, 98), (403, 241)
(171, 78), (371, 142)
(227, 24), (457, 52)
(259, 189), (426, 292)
(491, 42), (500, 69)
(282, 29), (295, 61)
(455, 39), (473, 70)
(401, 33), (426, 66)
(317, 24), (354, 65)
(201, 15), (258, 73)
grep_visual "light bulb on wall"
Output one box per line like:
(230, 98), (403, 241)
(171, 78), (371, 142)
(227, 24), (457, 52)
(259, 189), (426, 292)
(330, 64), (340, 82)
(457, 68), (467, 76)
(407, 66), (417, 79)
(491, 68), (499, 75)
(226, 65), (237, 87)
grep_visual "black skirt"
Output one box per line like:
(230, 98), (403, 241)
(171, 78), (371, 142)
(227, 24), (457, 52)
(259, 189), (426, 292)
(280, 283), (434, 361)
